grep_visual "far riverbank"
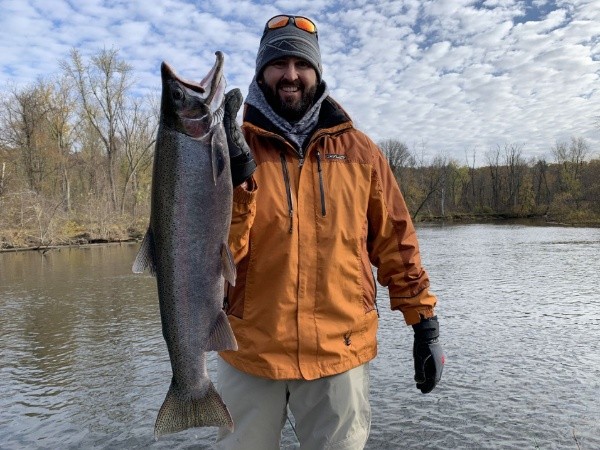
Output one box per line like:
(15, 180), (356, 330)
(2, 213), (599, 253)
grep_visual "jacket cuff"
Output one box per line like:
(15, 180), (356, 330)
(233, 177), (257, 204)
(399, 308), (435, 325)
(390, 288), (437, 325)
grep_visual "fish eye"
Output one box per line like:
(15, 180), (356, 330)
(172, 87), (184, 101)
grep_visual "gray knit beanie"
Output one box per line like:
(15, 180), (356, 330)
(255, 17), (322, 81)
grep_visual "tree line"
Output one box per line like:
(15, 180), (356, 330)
(0, 49), (157, 249)
(379, 138), (600, 224)
(1, 49), (598, 249)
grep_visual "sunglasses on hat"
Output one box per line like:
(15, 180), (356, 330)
(264, 15), (318, 36)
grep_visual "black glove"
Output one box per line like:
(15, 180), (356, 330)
(223, 89), (256, 187)
(412, 316), (444, 394)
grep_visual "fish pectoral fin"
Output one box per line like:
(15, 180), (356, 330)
(154, 379), (234, 439)
(206, 310), (238, 352)
(211, 135), (218, 185)
(211, 131), (226, 184)
(132, 229), (156, 276)
(211, 132), (219, 185)
(220, 243), (236, 286)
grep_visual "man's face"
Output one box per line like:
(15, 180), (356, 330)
(260, 56), (318, 122)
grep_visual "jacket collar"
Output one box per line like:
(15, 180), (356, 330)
(243, 91), (353, 141)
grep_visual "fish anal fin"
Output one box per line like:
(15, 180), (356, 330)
(220, 243), (236, 286)
(205, 310), (238, 352)
(132, 229), (156, 276)
(154, 380), (234, 439)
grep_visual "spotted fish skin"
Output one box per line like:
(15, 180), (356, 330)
(132, 52), (237, 439)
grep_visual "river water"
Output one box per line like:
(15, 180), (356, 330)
(1, 224), (599, 449)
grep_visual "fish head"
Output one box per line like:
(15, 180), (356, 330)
(160, 51), (226, 139)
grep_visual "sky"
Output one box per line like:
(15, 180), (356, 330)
(1, 0), (599, 164)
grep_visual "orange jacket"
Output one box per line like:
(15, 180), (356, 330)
(221, 97), (437, 380)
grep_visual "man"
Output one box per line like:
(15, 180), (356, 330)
(218, 14), (444, 450)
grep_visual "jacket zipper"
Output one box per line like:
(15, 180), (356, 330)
(371, 270), (380, 317)
(316, 151), (327, 217)
(280, 152), (294, 233)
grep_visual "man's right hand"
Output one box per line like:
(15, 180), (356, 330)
(223, 89), (256, 187)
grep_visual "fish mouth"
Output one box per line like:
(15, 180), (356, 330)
(161, 51), (226, 113)
(201, 51), (225, 108)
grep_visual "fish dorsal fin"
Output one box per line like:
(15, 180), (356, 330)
(220, 242), (236, 286)
(132, 229), (156, 276)
(205, 310), (238, 351)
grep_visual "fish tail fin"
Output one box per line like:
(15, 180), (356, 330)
(154, 380), (234, 439)
(206, 310), (238, 351)
(132, 229), (156, 275)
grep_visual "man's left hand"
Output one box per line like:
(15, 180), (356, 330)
(223, 89), (256, 187)
(412, 316), (445, 394)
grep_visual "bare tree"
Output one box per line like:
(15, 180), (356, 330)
(462, 148), (485, 212)
(0, 161), (5, 196)
(62, 47), (133, 211)
(503, 143), (526, 210)
(45, 76), (78, 211)
(532, 158), (551, 214)
(486, 146), (502, 212)
(0, 83), (53, 193)
(378, 138), (415, 182)
(117, 94), (157, 215)
(552, 136), (589, 209)
(411, 154), (448, 220)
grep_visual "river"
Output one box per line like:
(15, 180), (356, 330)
(1, 224), (599, 449)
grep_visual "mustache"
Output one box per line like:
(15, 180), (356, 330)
(276, 79), (303, 90)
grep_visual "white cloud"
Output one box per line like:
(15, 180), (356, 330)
(1, 0), (599, 162)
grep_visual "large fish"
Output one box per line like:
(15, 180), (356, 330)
(132, 51), (237, 439)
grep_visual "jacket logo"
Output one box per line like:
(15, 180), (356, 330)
(344, 332), (352, 346)
(325, 153), (347, 161)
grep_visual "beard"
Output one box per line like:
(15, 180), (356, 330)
(261, 79), (318, 122)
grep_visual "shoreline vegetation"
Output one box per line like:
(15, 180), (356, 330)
(1, 49), (599, 254)
(1, 213), (598, 254)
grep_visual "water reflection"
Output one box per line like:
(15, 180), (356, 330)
(1, 225), (599, 449)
